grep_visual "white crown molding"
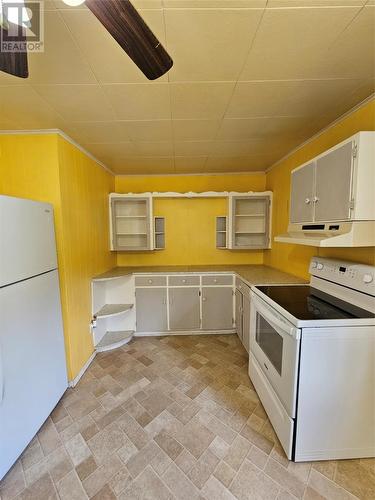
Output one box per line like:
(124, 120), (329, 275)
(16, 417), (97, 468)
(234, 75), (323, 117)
(0, 128), (114, 175)
(266, 93), (375, 174)
(115, 170), (266, 178)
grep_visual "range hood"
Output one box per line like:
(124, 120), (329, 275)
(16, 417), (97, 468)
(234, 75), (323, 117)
(275, 221), (375, 247)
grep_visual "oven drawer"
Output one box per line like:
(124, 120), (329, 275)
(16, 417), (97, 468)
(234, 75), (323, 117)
(249, 353), (294, 460)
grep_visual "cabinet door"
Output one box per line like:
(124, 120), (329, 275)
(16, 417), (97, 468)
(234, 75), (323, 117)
(315, 141), (353, 222)
(242, 294), (251, 353)
(235, 289), (243, 341)
(136, 288), (167, 332)
(169, 288), (200, 330)
(201, 287), (233, 330)
(290, 163), (315, 223)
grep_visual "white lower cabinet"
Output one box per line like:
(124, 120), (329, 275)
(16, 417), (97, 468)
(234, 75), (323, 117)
(235, 279), (251, 352)
(169, 287), (200, 330)
(135, 274), (235, 334)
(202, 287), (233, 330)
(136, 288), (168, 332)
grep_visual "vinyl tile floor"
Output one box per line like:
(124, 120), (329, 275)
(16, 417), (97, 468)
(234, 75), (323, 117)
(1, 335), (374, 500)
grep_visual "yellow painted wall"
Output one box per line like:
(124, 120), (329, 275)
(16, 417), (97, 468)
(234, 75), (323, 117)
(115, 174), (266, 266)
(0, 133), (115, 380)
(57, 137), (115, 379)
(265, 98), (375, 280)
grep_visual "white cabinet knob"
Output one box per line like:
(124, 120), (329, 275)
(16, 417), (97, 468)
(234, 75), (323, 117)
(182, 279), (187, 283)
(214, 279), (218, 283)
(148, 279), (153, 284)
(311, 261), (317, 268)
(202, 297), (207, 302)
(317, 263), (324, 270)
(305, 198), (311, 204)
(313, 196), (319, 203)
(363, 274), (373, 284)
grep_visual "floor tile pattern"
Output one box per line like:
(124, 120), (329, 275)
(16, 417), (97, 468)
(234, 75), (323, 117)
(1, 334), (374, 500)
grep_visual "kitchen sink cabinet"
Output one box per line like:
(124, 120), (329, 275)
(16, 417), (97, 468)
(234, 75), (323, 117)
(201, 287), (233, 330)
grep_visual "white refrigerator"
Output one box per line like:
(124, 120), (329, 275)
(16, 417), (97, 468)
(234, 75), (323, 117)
(0, 195), (68, 480)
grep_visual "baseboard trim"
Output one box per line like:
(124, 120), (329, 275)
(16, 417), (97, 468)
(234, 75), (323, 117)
(134, 330), (236, 337)
(68, 351), (96, 388)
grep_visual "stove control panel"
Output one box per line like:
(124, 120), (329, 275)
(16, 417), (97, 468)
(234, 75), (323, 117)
(309, 257), (375, 296)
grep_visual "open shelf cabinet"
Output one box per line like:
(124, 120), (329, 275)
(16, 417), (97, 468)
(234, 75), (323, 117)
(228, 193), (272, 249)
(110, 194), (153, 251)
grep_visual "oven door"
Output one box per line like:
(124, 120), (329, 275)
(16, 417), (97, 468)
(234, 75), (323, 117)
(250, 293), (301, 418)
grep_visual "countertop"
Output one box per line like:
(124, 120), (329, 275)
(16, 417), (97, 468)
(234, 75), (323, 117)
(93, 265), (306, 287)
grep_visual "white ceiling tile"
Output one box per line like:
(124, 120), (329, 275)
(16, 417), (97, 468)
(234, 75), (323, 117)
(165, 8), (263, 81)
(32, 84), (115, 121)
(172, 119), (221, 140)
(0, 86), (65, 128)
(164, 1), (266, 7)
(239, 6), (361, 80)
(102, 84), (171, 120)
(120, 120), (173, 141)
(175, 157), (208, 173)
(170, 82), (235, 119)
(174, 141), (214, 156)
(225, 81), (302, 118)
(131, 141), (175, 156)
(308, 6), (375, 79)
(60, 9), (167, 83)
(110, 157), (175, 174)
(85, 142), (138, 163)
(205, 155), (275, 172)
(26, 11), (96, 84)
(267, 1), (365, 6)
(63, 122), (130, 144)
(216, 116), (319, 141)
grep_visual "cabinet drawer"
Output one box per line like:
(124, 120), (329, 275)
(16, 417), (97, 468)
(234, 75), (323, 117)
(135, 275), (167, 287)
(168, 275), (200, 286)
(202, 275), (233, 286)
(235, 277), (251, 293)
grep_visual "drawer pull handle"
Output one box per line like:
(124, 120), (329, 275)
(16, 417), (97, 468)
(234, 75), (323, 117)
(214, 279), (217, 283)
(148, 279), (153, 284)
(182, 279), (187, 283)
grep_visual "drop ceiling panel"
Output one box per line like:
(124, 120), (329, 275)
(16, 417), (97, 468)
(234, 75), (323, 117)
(172, 120), (221, 141)
(111, 157), (175, 175)
(121, 121), (173, 142)
(31, 84), (116, 122)
(102, 84), (171, 120)
(239, 6), (361, 80)
(175, 156), (208, 174)
(170, 82), (235, 119)
(165, 8), (264, 81)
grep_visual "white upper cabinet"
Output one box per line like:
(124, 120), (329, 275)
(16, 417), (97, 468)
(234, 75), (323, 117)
(110, 194), (153, 251)
(289, 132), (375, 224)
(290, 162), (315, 224)
(228, 193), (272, 250)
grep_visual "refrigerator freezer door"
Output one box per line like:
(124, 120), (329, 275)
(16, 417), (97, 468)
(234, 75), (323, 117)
(0, 270), (68, 479)
(0, 196), (58, 287)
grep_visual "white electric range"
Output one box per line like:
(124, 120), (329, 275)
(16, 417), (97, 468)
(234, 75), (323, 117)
(249, 257), (375, 462)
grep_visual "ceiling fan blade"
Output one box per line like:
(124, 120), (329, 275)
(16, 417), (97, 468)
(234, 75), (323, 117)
(0, 22), (28, 78)
(86, 0), (173, 80)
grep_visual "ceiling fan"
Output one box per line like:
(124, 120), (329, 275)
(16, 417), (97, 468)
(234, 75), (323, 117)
(0, 0), (173, 80)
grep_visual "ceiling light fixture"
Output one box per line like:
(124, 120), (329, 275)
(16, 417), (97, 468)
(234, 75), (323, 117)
(61, 0), (86, 6)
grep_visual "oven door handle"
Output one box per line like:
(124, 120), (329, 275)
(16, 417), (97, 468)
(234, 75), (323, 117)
(253, 296), (301, 340)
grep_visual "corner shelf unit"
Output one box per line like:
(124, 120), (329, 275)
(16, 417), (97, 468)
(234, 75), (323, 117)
(91, 274), (136, 352)
(228, 193), (272, 249)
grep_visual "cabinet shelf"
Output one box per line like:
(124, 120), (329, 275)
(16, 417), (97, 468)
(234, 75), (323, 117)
(116, 215), (147, 219)
(94, 303), (133, 319)
(235, 214), (265, 217)
(116, 232), (147, 236)
(96, 330), (134, 352)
